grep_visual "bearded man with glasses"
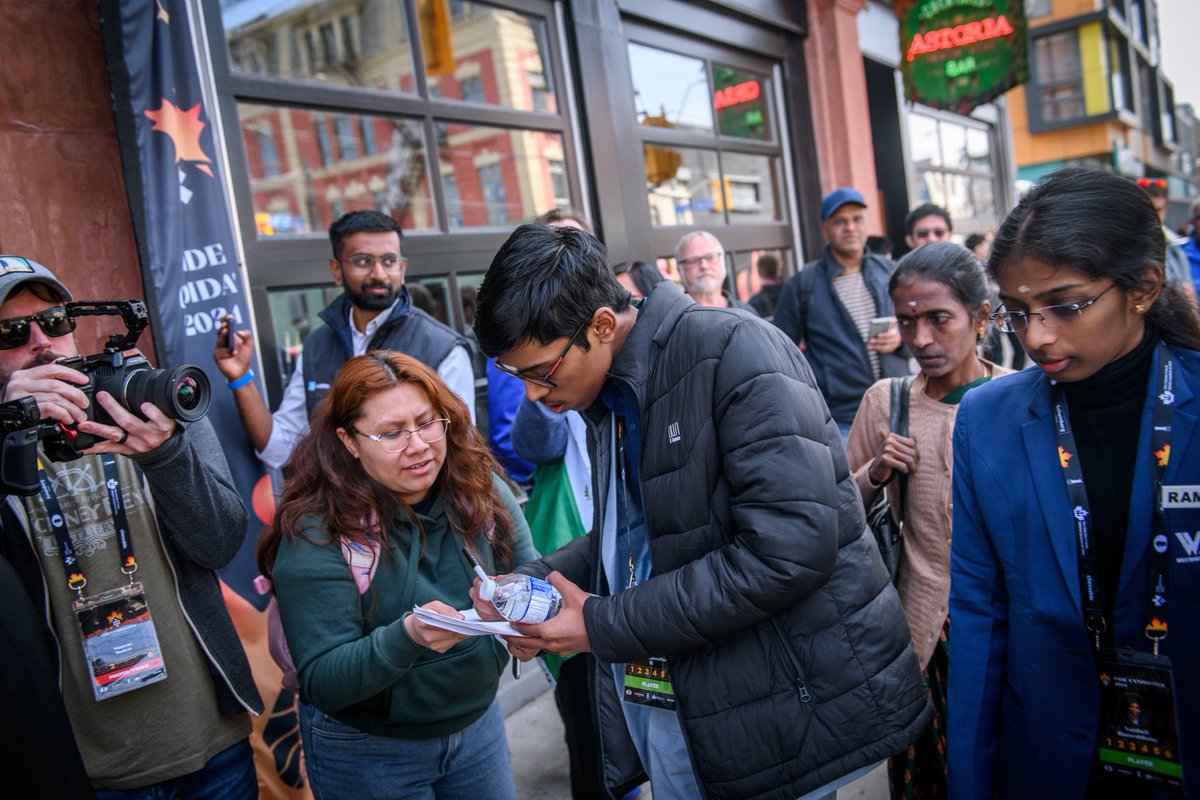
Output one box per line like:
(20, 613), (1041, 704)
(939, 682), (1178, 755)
(212, 210), (473, 471)
(673, 231), (757, 314)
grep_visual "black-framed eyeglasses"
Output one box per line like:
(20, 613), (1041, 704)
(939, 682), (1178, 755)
(348, 418), (450, 453)
(493, 322), (588, 389)
(339, 253), (407, 272)
(0, 306), (76, 350)
(678, 251), (724, 270)
(991, 284), (1118, 334)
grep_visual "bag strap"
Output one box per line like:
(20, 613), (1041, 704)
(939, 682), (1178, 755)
(888, 376), (914, 523)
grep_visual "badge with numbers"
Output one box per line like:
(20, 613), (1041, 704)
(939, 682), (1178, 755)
(1093, 648), (1185, 795)
(624, 656), (676, 711)
(73, 582), (167, 701)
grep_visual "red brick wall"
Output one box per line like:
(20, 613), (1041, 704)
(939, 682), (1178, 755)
(0, 0), (150, 359)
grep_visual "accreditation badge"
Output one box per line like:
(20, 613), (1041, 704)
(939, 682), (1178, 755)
(1093, 648), (1185, 795)
(73, 582), (167, 701)
(624, 656), (676, 711)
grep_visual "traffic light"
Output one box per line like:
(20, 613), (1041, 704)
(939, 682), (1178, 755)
(645, 144), (682, 186)
(418, 0), (454, 77)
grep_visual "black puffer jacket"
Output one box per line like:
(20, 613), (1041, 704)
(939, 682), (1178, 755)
(523, 281), (931, 800)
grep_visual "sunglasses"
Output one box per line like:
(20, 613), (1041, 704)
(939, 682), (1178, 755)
(0, 306), (76, 350)
(1136, 177), (1167, 190)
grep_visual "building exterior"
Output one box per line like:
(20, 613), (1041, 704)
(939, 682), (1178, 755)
(1009, 0), (1196, 218)
(209, 0), (827, 403)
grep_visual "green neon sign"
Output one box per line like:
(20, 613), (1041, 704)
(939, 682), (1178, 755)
(897, 0), (1029, 114)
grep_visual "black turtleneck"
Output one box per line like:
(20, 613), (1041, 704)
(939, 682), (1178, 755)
(1061, 327), (1156, 630)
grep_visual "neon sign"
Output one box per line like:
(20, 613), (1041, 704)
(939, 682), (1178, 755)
(713, 80), (760, 110)
(906, 15), (1014, 62)
(896, 0), (1028, 114)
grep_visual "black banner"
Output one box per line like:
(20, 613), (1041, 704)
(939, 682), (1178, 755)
(99, 0), (268, 606)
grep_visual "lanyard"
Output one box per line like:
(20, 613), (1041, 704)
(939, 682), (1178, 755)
(615, 417), (636, 590)
(1051, 343), (1176, 655)
(37, 454), (138, 598)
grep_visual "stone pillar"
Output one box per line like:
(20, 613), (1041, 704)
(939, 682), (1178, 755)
(805, 0), (884, 232)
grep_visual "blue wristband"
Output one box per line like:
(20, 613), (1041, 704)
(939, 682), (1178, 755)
(227, 369), (254, 390)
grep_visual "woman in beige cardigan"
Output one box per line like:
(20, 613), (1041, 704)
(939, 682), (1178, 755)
(846, 241), (1012, 800)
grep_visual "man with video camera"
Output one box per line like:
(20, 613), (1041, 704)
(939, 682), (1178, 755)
(0, 256), (262, 797)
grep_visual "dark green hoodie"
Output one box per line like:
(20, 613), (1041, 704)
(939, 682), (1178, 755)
(272, 475), (536, 738)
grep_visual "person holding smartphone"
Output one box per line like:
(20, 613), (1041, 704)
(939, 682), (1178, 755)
(773, 187), (910, 441)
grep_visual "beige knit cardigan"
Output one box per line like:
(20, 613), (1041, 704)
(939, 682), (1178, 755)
(845, 362), (1012, 668)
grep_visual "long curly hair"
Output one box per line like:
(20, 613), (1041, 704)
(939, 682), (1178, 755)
(258, 351), (515, 579)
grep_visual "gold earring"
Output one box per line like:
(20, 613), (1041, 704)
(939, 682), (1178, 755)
(1134, 304), (1146, 315)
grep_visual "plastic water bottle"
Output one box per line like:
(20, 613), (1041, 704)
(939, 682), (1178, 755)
(480, 574), (563, 623)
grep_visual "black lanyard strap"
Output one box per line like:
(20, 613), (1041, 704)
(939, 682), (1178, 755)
(1051, 342), (1176, 655)
(37, 454), (138, 597)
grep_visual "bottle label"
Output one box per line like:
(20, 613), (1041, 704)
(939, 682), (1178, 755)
(516, 577), (558, 623)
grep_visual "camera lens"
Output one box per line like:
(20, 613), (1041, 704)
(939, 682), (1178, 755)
(124, 365), (211, 422)
(175, 376), (201, 412)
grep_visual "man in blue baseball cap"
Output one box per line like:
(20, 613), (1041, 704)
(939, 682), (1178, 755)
(772, 188), (910, 439)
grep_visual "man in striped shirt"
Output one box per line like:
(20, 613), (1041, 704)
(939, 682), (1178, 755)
(773, 188), (910, 440)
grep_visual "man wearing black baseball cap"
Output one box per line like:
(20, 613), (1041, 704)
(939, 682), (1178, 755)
(0, 255), (262, 796)
(772, 188), (910, 439)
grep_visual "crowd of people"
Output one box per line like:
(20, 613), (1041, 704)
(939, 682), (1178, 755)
(2, 165), (1198, 800)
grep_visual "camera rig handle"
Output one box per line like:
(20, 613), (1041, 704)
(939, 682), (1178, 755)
(65, 300), (150, 351)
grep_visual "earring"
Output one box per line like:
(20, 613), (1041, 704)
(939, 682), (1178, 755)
(1134, 304), (1146, 315)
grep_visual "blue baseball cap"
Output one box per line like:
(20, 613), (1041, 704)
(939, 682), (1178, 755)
(821, 187), (867, 220)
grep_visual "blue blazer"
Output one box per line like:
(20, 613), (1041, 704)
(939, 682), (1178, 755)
(949, 343), (1200, 799)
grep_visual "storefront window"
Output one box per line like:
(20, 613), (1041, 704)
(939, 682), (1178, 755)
(225, 1), (415, 90)
(628, 43), (713, 133)
(422, 3), (557, 113)
(732, 248), (790, 303)
(266, 285), (340, 384)
(644, 146), (721, 227)
(909, 111), (997, 235)
(435, 123), (570, 228)
(238, 104), (434, 237)
(721, 153), (781, 225)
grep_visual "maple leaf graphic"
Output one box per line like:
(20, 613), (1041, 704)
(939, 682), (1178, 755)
(144, 100), (214, 177)
(1058, 445), (1072, 469)
(1154, 444), (1170, 468)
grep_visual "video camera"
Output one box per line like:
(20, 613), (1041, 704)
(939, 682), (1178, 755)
(0, 300), (211, 493)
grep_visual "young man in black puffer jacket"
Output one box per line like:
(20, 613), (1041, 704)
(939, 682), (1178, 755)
(472, 224), (932, 800)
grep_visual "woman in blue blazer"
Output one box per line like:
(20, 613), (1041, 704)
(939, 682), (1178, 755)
(950, 168), (1200, 799)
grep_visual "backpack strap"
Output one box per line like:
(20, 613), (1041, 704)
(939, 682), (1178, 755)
(797, 261), (817, 341)
(888, 376), (915, 523)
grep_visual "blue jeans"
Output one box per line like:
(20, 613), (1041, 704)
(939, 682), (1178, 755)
(96, 739), (256, 800)
(299, 699), (517, 800)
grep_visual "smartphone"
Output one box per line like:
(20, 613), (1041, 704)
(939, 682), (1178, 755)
(868, 316), (895, 338)
(225, 318), (237, 353)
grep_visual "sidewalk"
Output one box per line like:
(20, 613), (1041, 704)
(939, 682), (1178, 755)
(501, 674), (887, 799)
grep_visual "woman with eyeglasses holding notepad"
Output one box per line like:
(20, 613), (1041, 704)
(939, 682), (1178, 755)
(948, 168), (1200, 800)
(257, 351), (536, 799)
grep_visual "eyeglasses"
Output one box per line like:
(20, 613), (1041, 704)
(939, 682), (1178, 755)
(913, 227), (950, 240)
(340, 253), (407, 272)
(678, 252), (724, 269)
(991, 284), (1118, 333)
(1136, 177), (1168, 190)
(493, 322), (588, 389)
(0, 306), (76, 350)
(348, 418), (450, 453)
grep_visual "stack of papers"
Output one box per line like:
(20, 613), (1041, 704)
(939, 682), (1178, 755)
(411, 606), (527, 638)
